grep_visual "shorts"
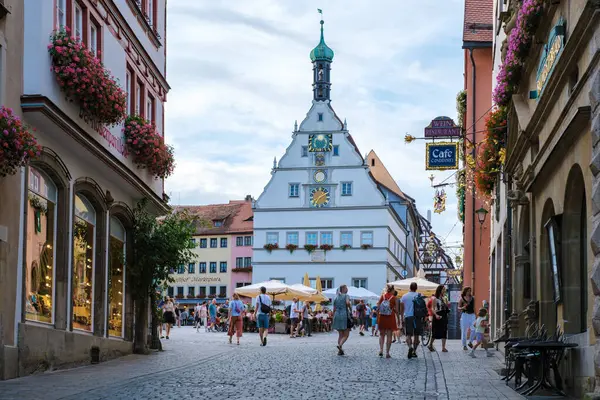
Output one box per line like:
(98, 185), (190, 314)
(404, 316), (423, 336)
(371, 317), (377, 326)
(291, 317), (299, 326)
(358, 317), (366, 326)
(474, 332), (484, 343)
(210, 316), (216, 324)
(257, 314), (270, 329)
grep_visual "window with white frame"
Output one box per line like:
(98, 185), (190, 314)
(306, 232), (317, 246)
(289, 183), (299, 197)
(147, 95), (155, 124)
(287, 232), (299, 246)
(125, 70), (132, 114)
(135, 81), (142, 114)
(360, 231), (373, 246)
(352, 278), (367, 289)
(266, 232), (279, 245)
(75, 4), (83, 40)
(320, 232), (333, 245)
(341, 182), (353, 196)
(236, 236), (243, 246)
(320, 278), (334, 289)
(57, 0), (67, 28)
(244, 236), (253, 246)
(243, 257), (251, 267)
(147, 0), (155, 26)
(90, 21), (99, 57)
(340, 232), (353, 247)
(236, 257), (243, 268)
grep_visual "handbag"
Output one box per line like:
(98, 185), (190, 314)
(346, 300), (354, 329)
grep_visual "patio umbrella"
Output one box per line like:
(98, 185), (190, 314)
(234, 280), (308, 301)
(290, 283), (328, 303)
(315, 276), (324, 310)
(323, 286), (372, 300)
(388, 269), (438, 296)
(303, 273), (310, 288)
(355, 287), (380, 300)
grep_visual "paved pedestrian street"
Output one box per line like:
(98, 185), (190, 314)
(0, 327), (522, 400)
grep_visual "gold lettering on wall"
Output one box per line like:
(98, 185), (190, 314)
(537, 35), (563, 94)
(172, 276), (222, 284)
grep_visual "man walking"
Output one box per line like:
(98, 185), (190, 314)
(356, 300), (366, 336)
(400, 282), (425, 359)
(302, 301), (313, 337)
(254, 286), (272, 346)
(208, 299), (218, 332)
(290, 298), (301, 338)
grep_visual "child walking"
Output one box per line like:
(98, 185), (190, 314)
(469, 308), (494, 358)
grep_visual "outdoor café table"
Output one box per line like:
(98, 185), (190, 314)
(495, 336), (537, 382)
(512, 341), (578, 396)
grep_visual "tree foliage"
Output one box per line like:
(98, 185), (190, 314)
(130, 200), (196, 353)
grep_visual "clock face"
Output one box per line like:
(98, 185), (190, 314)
(310, 187), (330, 208)
(314, 170), (326, 183)
(308, 134), (332, 152)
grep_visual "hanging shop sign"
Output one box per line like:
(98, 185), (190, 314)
(424, 116), (461, 138)
(426, 142), (459, 170)
(535, 18), (566, 98)
(433, 189), (447, 214)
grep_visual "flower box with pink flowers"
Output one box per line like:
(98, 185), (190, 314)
(0, 106), (42, 177)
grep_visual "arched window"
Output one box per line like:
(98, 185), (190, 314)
(73, 194), (96, 331)
(25, 167), (57, 323)
(108, 216), (126, 337)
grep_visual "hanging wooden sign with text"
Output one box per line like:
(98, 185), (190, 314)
(424, 116), (461, 138)
(426, 142), (459, 170)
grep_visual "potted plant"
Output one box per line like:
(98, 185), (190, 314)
(263, 243), (279, 253)
(319, 244), (333, 252)
(274, 311), (287, 334)
(175, 294), (184, 299)
(0, 106), (42, 177)
(304, 244), (317, 253)
(285, 243), (298, 253)
(340, 244), (351, 251)
(361, 244), (372, 250)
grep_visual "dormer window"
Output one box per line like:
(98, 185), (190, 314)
(318, 113), (323, 121)
(214, 220), (224, 227)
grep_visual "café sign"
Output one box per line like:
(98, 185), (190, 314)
(424, 116), (461, 138)
(172, 276), (222, 284)
(536, 18), (565, 97)
(426, 142), (459, 171)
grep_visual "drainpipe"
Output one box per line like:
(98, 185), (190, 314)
(469, 48), (477, 291)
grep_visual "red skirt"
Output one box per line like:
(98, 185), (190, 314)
(378, 314), (397, 331)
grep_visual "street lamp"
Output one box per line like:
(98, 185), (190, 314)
(475, 207), (488, 245)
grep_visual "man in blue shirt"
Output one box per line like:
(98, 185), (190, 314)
(400, 282), (422, 359)
(208, 299), (217, 332)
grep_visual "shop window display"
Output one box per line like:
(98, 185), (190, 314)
(72, 194), (95, 331)
(108, 217), (125, 337)
(25, 167), (57, 323)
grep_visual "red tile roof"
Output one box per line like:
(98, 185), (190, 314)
(463, 0), (494, 43)
(227, 200), (253, 234)
(175, 200), (251, 235)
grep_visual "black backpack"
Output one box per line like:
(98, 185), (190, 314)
(413, 294), (427, 318)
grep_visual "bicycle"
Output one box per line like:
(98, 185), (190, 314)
(421, 317), (432, 347)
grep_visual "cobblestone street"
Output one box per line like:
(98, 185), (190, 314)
(0, 327), (522, 400)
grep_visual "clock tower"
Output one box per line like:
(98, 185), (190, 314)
(310, 20), (334, 102)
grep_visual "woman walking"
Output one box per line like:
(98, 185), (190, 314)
(332, 285), (352, 355)
(162, 297), (176, 339)
(429, 285), (449, 352)
(199, 302), (208, 332)
(459, 287), (476, 350)
(377, 284), (397, 358)
(228, 294), (245, 345)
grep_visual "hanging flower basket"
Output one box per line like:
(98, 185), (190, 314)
(123, 115), (175, 179)
(361, 244), (372, 250)
(319, 244), (333, 252)
(29, 194), (48, 215)
(304, 244), (317, 253)
(340, 244), (351, 251)
(0, 106), (42, 177)
(263, 243), (279, 253)
(286, 244), (298, 253)
(48, 28), (127, 126)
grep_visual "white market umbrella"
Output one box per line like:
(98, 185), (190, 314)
(355, 287), (380, 300)
(290, 283), (329, 302)
(234, 280), (308, 301)
(323, 286), (373, 300)
(389, 269), (439, 296)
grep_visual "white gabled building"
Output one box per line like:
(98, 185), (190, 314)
(252, 20), (420, 293)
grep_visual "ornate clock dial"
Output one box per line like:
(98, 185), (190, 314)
(310, 187), (330, 208)
(308, 134), (332, 152)
(314, 170), (326, 183)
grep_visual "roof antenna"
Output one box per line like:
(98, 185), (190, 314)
(294, 120), (298, 132)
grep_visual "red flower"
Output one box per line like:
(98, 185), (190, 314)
(0, 106), (42, 177)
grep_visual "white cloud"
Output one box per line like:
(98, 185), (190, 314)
(164, 0), (465, 246)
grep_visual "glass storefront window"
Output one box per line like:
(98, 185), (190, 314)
(73, 194), (95, 331)
(108, 217), (125, 337)
(25, 167), (57, 323)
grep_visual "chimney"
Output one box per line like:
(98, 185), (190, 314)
(427, 210), (432, 223)
(245, 195), (252, 202)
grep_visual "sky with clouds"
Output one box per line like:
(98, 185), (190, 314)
(164, 0), (465, 253)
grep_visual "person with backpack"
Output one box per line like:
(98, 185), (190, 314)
(254, 286), (272, 346)
(400, 282), (427, 359)
(228, 293), (245, 345)
(376, 284), (398, 358)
